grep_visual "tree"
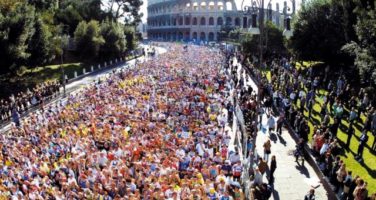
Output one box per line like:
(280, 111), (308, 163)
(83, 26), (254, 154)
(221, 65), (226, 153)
(28, 0), (56, 10)
(241, 21), (286, 59)
(54, 2), (83, 36)
(217, 24), (234, 41)
(289, 0), (354, 66)
(241, 33), (258, 59)
(342, 0), (376, 85)
(27, 16), (53, 68)
(100, 19), (126, 59)
(103, 0), (143, 25)
(74, 20), (104, 59)
(124, 25), (136, 51)
(0, 3), (35, 74)
(54, 0), (104, 36)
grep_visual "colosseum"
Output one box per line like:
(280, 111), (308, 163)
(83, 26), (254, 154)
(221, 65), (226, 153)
(147, 0), (295, 41)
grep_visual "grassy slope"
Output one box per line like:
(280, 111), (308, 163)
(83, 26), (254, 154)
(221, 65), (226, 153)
(0, 63), (84, 98)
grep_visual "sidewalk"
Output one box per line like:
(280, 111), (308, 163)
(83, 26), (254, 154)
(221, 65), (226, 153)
(234, 59), (329, 199)
(256, 117), (328, 199)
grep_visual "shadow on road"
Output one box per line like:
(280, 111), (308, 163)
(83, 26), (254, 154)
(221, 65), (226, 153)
(295, 164), (310, 178)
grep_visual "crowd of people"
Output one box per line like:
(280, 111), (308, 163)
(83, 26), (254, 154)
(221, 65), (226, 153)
(0, 44), (255, 199)
(240, 54), (376, 200)
(0, 81), (61, 124)
(226, 53), (277, 200)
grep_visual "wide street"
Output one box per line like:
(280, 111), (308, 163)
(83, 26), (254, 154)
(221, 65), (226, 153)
(1, 0), (375, 199)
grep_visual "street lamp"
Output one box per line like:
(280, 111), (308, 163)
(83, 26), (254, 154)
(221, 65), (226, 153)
(244, 1), (260, 35)
(242, 0), (271, 69)
(283, 16), (293, 39)
(242, 0), (294, 68)
(59, 25), (70, 97)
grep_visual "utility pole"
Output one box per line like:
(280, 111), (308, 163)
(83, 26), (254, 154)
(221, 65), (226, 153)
(258, 0), (265, 69)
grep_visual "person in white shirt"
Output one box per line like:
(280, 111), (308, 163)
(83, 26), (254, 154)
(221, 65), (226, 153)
(229, 151), (240, 165)
(267, 115), (275, 134)
(320, 140), (330, 156)
(195, 140), (205, 157)
(253, 168), (263, 185)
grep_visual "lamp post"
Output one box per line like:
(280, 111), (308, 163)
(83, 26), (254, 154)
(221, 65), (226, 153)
(59, 26), (69, 97)
(243, 0), (294, 68)
(243, 0), (270, 70)
(279, 1), (294, 39)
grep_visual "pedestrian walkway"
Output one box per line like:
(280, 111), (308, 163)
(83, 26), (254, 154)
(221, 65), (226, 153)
(256, 117), (328, 199)
(233, 58), (329, 199)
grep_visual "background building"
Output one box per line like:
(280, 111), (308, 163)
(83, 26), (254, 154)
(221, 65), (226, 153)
(137, 23), (148, 39)
(147, 0), (295, 41)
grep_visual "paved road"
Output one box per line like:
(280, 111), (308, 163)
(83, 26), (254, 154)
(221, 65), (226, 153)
(233, 58), (329, 200)
(0, 46), (167, 134)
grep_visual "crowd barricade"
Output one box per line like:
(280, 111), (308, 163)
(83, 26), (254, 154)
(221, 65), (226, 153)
(224, 57), (258, 199)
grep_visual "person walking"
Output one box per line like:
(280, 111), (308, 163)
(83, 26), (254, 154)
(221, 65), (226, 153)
(353, 179), (368, 200)
(341, 171), (352, 200)
(348, 107), (358, 128)
(258, 157), (268, 177)
(346, 125), (354, 149)
(267, 114), (276, 134)
(276, 113), (284, 135)
(263, 139), (271, 162)
(304, 189), (316, 200)
(269, 155), (277, 185)
(356, 131), (369, 162)
(295, 139), (305, 166)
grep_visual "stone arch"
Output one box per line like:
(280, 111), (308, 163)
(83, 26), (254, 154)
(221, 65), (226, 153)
(200, 32), (206, 41)
(217, 2), (224, 10)
(200, 2), (207, 10)
(200, 17), (206, 25)
(178, 32), (184, 40)
(193, 2), (198, 11)
(167, 32), (171, 40)
(235, 17), (241, 26)
(185, 16), (191, 25)
(209, 2), (215, 10)
(217, 17), (223, 26)
(193, 17), (198, 25)
(185, 31), (190, 40)
(179, 16), (184, 25)
(226, 2), (233, 10)
(192, 32), (198, 40)
(208, 32), (215, 41)
(209, 17), (214, 25)
(226, 17), (232, 25)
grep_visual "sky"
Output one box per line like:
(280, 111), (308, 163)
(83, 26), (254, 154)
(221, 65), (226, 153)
(139, 0), (303, 22)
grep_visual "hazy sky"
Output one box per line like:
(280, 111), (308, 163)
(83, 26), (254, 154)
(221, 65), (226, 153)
(139, 0), (302, 22)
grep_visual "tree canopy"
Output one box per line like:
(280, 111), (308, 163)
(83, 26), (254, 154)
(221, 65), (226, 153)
(0, 0), (141, 75)
(289, 0), (355, 66)
(290, 0), (376, 85)
(342, 0), (376, 85)
(241, 21), (286, 60)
